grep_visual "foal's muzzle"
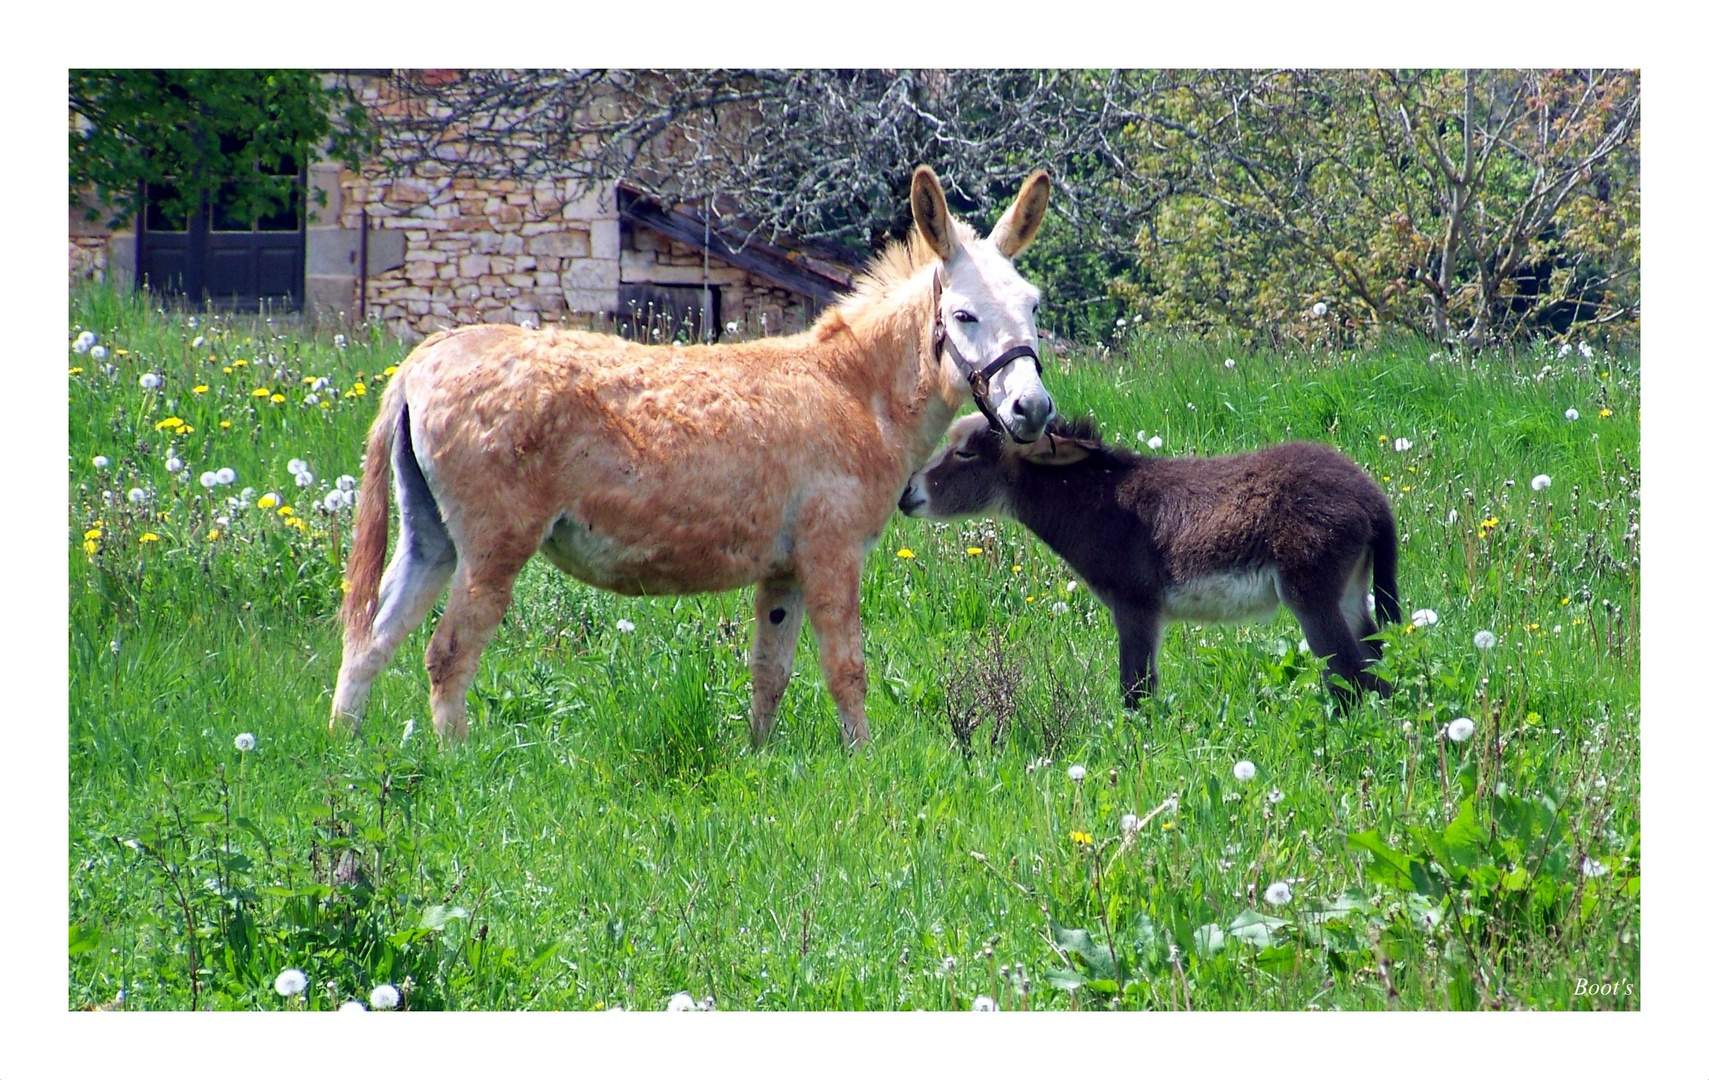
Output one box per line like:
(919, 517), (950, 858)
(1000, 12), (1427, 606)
(898, 480), (927, 517)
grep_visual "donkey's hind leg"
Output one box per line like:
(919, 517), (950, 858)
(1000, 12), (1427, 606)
(1287, 568), (1391, 709)
(422, 534), (539, 741)
(1340, 549), (1386, 663)
(749, 577), (805, 749)
(331, 439), (458, 730)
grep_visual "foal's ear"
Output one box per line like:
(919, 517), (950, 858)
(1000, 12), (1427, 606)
(1015, 432), (1090, 467)
(989, 169), (1050, 259)
(911, 166), (960, 263)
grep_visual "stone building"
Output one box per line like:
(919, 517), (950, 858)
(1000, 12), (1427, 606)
(70, 76), (861, 344)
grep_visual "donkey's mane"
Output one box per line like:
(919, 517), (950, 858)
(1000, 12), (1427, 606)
(835, 220), (981, 318)
(1044, 414), (1142, 466)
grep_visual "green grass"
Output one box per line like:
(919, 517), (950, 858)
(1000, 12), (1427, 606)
(68, 284), (1640, 1012)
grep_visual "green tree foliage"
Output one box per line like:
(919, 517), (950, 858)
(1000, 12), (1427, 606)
(1112, 70), (1639, 347)
(69, 70), (372, 230)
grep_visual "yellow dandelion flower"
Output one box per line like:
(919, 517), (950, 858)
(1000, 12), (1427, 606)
(257, 495), (278, 509)
(1025, 595), (1035, 603)
(1527, 622), (1540, 631)
(192, 385), (209, 394)
(319, 400), (331, 409)
(351, 382), (368, 396)
(207, 529), (221, 541)
(1011, 565), (1023, 574)
(232, 358), (248, 368)
(340, 579), (352, 594)
(292, 518), (309, 532)
(278, 505), (294, 518)
(251, 387), (270, 398)
(115, 349), (128, 357)
(155, 417), (184, 431)
(966, 546), (983, 556)
(383, 366), (399, 377)
(83, 527), (102, 540)
(181, 425), (194, 434)
(83, 538), (99, 556)
(1161, 821), (1175, 831)
(1069, 830), (1093, 846)
(301, 375), (317, 384)
(68, 367), (83, 376)
(1598, 408), (1613, 418)
(223, 366), (233, 374)
(1560, 597), (1571, 605)
(1400, 486), (1411, 493)
(220, 420), (231, 429)
(1377, 434), (1388, 442)
(1381, 475), (1392, 483)
(139, 533), (159, 543)
(895, 548), (915, 560)
(270, 393), (285, 404)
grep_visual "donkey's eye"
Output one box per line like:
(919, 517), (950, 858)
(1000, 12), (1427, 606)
(953, 310), (978, 324)
(954, 449), (977, 460)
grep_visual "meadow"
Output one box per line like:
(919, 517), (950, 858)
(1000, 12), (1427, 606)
(67, 284), (1639, 1011)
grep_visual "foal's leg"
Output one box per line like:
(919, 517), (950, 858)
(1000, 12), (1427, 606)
(1340, 549), (1386, 663)
(1111, 603), (1163, 709)
(423, 539), (537, 741)
(1288, 573), (1391, 707)
(800, 546), (871, 748)
(748, 578), (805, 749)
(331, 451), (458, 731)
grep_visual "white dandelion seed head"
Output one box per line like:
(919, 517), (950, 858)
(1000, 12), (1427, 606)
(666, 991), (696, 1012)
(1115, 317), (1128, 328)
(234, 732), (256, 752)
(1531, 474), (1552, 492)
(339, 1000), (367, 1012)
(304, 393), (320, 406)
(92, 455), (110, 470)
(138, 372), (162, 390)
(1411, 608), (1439, 628)
(240, 487), (255, 501)
(1224, 358), (1236, 369)
(334, 334), (348, 349)
(296, 471), (315, 488)
(1121, 813), (1140, 835)
(1147, 436), (1163, 450)
(1473, 630), (1496, 650)
(192, 335), (206, 350)
(1565, 408), (1579, 421)
(1579, 340), (1594, 359)
(1233, 760), (1257, 782)
(1311, 301), (1328, 318)
(1268, 788), (1284, 804)
(187, 316), (198, 329)
(1051, 601), (1069, 615)
(312, 377), (331, 392)
(1264, 881), (1293, 905)
(1067, 764), (1087, 783)
(616, 618), (636, 633)
(972, 995), (998, 1011)
(127, 488), (148, 505)
(287, 458), (307, 475)
(337, 474), (356, 492)
(73, 331), (96, 353)
(261, 492), (280, 506)
(216, 467), (236, 486)
(1393, 437), (1413, 452)
(941, 955), (956, 972)
(1446, 717), (1476, 743)
(274, 968), (308, 997)
(199, 471), (219, 489)
(90, 345), (108, 361)
(166, 456), (184, 473)
(725, 321), (739, 335)
(1582, 857), (1609, 879)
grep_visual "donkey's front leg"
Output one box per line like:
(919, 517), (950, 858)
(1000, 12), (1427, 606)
(749, 577), (805, 749)
(801, 547), (872, 749)
(1112, 604), (1163, 709)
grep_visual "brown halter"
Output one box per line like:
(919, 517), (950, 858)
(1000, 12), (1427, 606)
(930, 270), (1043, 433)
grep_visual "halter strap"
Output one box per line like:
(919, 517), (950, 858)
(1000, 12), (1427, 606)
(929, 272), (1043, 432)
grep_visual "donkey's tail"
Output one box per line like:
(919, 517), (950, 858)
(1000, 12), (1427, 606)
(338, 373), (407, 643)
(1370, 505), (1402, 626)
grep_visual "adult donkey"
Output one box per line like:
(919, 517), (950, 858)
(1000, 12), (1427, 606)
(334, 166), (1054, 747)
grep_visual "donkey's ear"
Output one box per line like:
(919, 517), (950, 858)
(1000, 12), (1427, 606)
(911, 166), (960, 263)
(1016, 432), (1090, 467)
(989, 169), (1050, 259)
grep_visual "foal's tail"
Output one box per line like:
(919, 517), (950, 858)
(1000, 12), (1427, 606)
(1370, 506), (1402, 626)
(338, 374), (407, 644)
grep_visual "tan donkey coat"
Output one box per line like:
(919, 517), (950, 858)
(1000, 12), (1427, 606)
(334, 166), (1054, 745)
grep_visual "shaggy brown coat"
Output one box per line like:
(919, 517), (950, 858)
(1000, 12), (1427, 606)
(900, 415), (1402, 706)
